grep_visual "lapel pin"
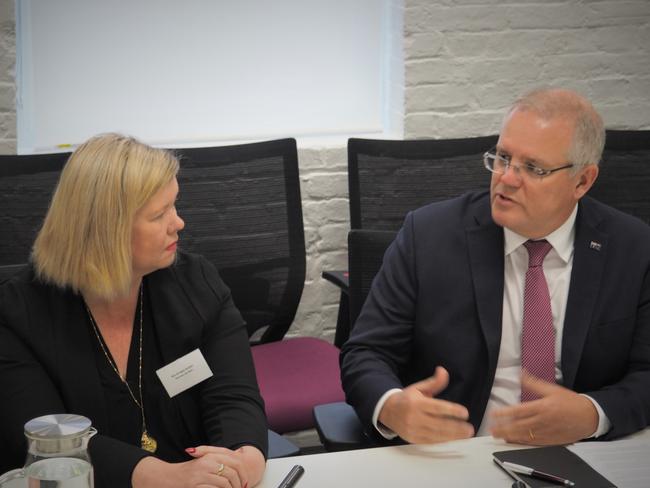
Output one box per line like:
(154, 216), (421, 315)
(589, 241), (602, 251)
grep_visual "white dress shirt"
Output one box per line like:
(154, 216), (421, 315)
(373, 204), (610, 439)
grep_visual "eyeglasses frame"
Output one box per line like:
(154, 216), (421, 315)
(483, 147), (574, 179)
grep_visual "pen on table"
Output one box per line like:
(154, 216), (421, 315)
(502, 461), (575, 487)
(276, 465), (304, 488)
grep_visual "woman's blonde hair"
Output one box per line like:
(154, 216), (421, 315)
(32, 133), (179, 299)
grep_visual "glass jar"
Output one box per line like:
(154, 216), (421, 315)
(0, 414), (96, 488)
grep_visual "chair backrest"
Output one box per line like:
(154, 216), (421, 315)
(0, 152), (71, 274)
(174, 139), (305, 342)
(348, 135), (497, 232)
(589, 130), (650, 225)
(0, 139), (305, 343)
(347, 229), (396, 333)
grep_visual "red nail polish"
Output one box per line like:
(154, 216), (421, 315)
(185, 447), (196, 454)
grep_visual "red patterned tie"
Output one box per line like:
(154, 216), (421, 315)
(521, 239), (555, 401)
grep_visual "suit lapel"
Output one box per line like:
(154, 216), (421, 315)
(561, 199), (607, 388)
(466, 198), (505, 376)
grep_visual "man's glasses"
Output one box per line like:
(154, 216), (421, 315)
(483, 147), (574, 179)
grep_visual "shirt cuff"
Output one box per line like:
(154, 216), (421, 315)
(580, 394), (611, 438)
(372, 388), (402, 439)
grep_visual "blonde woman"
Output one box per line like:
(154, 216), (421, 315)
(0, 134), (266, 488)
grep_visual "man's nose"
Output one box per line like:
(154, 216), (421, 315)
(499, 162), (522, 186)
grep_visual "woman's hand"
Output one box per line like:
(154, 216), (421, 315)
(184, 445), (248, 488)
(132, 444), (266, 488)
(187, 445), (266, 488)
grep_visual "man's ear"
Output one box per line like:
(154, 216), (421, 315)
(574, 164), (599, 199)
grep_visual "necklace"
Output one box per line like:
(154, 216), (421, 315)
(84, 283), (157, 453)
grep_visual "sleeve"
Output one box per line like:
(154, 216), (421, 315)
(340, 211), (419, 435)
(586, 263), (650, 440)
(194, 257), (269, 458)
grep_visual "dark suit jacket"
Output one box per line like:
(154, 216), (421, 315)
(0, 252), (267, 487)
(341, 191), (650, 441)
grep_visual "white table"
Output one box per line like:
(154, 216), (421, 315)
(259, 436), (529, 488)
(259, 429), (650, 488)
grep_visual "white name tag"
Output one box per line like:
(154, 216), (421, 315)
(156, 348), (213, 397)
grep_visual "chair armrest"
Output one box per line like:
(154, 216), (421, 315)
(267, 429), (300, 458)
(321, 270), (349, 294)
(313, 402), (374, 452)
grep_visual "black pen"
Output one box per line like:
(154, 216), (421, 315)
(276, 465), (304, 488)
(503, 461), (575, 487)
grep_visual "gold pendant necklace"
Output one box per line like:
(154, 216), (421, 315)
(85, 283), (157, 453)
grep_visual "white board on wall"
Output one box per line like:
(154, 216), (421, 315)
(17, 0), (395, 153)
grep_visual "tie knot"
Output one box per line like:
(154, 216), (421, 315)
(524, 239), (552, 267)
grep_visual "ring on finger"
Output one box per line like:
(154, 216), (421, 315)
(528, 429), (535, 441)
(216, 463), (225, 476)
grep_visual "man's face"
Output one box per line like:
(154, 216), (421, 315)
(490, 109), (597, 239)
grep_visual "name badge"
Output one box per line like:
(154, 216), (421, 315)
(156, 348), (213, 397)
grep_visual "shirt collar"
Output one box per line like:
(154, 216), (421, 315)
(503, 204), (578, 263)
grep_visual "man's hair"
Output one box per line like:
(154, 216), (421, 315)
(32, 133), (180, 299)
(506, 87), (605, 172)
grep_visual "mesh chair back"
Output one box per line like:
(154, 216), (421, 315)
(348, 136), (497, 232)
(0, 139), (305, 343)
(347, 229), (396, 329)
(174, 139), (305, 342)
(0, 152), (70, 271)
(589, 130), (650, 225)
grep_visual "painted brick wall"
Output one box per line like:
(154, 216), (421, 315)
(404, 0), (650, 139)
(0, 0), (16, 154)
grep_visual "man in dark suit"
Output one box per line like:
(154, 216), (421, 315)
(340, 88), (650, 446)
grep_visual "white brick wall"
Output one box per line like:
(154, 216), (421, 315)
(0, 0), (16, 154)
(292, 146), (348, 341)
(404, 0), (650, 139)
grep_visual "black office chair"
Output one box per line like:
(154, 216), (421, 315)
(314, 229), (396, 451)
(323, 135), (497, 348)
(175, 139), (345, 441)
(0, 151), (70, 272)
(589, 130), (650, 224)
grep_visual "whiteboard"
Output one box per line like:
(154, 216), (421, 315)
(17, 0), (392, 152)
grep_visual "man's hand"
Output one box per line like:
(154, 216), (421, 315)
(490, 374), (599, 445)
(378, 366), (474, 444)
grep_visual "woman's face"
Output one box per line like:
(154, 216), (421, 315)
(131, 177), (185, 277)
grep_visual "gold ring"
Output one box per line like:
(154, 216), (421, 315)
(528, 429), (535, 440)
(216, 463), (225, 476)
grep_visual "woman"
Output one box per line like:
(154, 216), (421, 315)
(0, 134), (267, 487)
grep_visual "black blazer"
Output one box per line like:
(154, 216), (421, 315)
(341, 191), (650, 441)
(0, 252), (267, 487)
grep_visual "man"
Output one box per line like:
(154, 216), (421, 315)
(340, 88), (650, 446)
